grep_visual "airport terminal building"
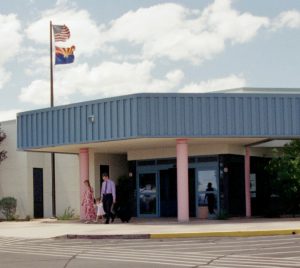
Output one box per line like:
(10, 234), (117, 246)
(11, 89), (299, 221)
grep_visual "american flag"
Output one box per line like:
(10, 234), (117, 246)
(52, 24), (70, 42)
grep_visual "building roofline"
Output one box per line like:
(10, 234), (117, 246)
(213, 87), (300, 93)
(0, 119), (17, 125)
(17, 89), (300, 116)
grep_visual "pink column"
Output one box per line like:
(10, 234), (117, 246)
(245, 146), (251, 217)
(79, 148), (89, 220)
(176, 139), (189, 222)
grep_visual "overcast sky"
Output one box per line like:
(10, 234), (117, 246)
(1, 0), (300, 121)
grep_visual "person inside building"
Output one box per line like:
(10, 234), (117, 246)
(101, 173), (116, 224)
(205, 182), (215, 215)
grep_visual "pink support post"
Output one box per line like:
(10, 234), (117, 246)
(245, 146), (251, 217)
(79, 148), (89, 220)
(176, 139), (189, 222)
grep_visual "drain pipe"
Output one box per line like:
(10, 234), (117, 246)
(244, 146), (251, 217)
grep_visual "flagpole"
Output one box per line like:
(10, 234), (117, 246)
(50, 20), (56, 218)
(50, 20), (53, 107)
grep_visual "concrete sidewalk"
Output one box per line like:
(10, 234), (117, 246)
(0, 218), (300, 239)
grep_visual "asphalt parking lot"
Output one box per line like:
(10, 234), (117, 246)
(0, 235), (300, 267)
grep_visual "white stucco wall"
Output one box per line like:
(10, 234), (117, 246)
(0, 120), (80, 219)
(0, 120), (29, 219)
(26, 152), (49, 217)
(25, 153), (80, 218)
(92, 152), (128, 198)
(55, 154), (80, 217)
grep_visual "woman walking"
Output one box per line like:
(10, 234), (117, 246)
(81, 180), (96, 223)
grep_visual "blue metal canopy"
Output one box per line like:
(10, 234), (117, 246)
(17, 93), (300, 150)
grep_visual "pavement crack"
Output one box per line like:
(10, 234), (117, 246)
(203, 254), (228, 266)
(63, 250), (85, 268)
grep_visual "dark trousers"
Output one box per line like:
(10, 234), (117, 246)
(207, 197), (215, 214)
(103, 194), (114, 223)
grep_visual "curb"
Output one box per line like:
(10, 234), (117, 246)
(150, 229), (300, 239)
(55, 234), (150, 239)
(55, 229), (300, 240)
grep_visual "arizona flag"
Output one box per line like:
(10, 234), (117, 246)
(55, 46), (75, 64)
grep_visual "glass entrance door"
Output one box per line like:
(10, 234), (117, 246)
(138, 172), (158, 216)
(197, 163), (219, 217)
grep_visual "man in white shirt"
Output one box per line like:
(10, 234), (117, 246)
(101, 173), (116, 224)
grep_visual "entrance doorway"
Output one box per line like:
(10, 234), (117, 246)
(138, 167), (196, 217)
(99, 165), (109, 187)
(136, 158), (218, 218)
(159, 168), (177, 217)
(138, 172), (158, 216)
(33, 168), (44, 218)
(197, 163), (219, 216)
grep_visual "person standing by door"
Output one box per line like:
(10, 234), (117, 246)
(205, 182), (215, 215)
(101, 173), (116, 224)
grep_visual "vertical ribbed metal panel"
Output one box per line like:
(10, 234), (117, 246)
(16, 97), (137, 147)
(136, 94), (300, 138)
(17, 93), (300, 150)
(124, 98), (130, 137)
(87, 105), (92, 141)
